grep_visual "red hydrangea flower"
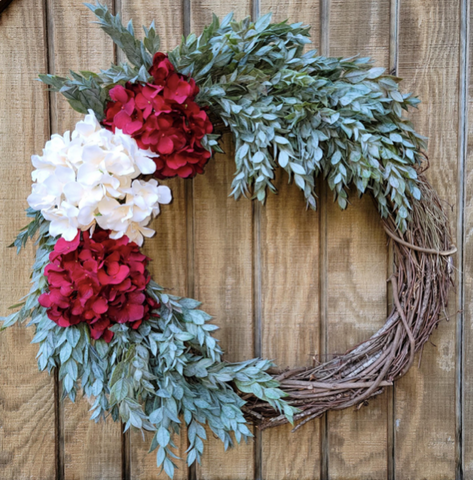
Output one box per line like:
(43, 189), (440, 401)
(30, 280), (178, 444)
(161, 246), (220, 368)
(103, 52), (213, 179)
(38, 229), (159, 342)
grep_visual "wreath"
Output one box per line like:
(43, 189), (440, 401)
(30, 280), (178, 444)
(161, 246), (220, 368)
(1, 3), (456, 478)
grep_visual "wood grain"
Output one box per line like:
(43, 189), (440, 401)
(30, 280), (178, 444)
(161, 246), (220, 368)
(325, 192), (389, 479)
(326, 1), (390, 478)
(258, 4), (321, 480)
(0, 0), (56, 478)
(117, 2), (189, 478)
(193, 133), (255, 479)
(45, 1), (124, 478)
(190, 0), (250, 31)
(119, 0), (183, 52)
(394, 0), (460, 478)
(189, 3), (255, 479)
(260, 172), (321, 480)
(463, 1), (473, 476)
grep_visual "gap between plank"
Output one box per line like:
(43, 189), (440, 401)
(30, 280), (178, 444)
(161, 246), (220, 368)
(251, 3), (263, 479)
(457, 0), (469, 478)
(319, 1), (330, 478)
(253, 198), (263, 480)
(387, 1), (399, 478)
(183, 2), (196, 480)
(43, 0), (65, 477)
(111, 1), (133, 478)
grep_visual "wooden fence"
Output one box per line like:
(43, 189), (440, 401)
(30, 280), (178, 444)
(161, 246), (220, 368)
(0, 0), (470, 478)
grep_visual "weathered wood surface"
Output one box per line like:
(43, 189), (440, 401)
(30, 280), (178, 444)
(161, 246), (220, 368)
(394, 1), (460, 479)
(0, 1), (56, 479)
(45, 1), (124, 478)
(258, 3), (321, 479)
(326, 1), (390, 478)
(0, 0), (468, 479)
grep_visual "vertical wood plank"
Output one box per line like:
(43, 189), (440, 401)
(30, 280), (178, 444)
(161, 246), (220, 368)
(193, 132), (255, 480)
(190, 5), (256, 478)
(190, 0), (254, 474)
(117, 2), (189, 479)
(325, 193), (389, 478)
(395, 1), (460, 478)
(191, 4), (257, 478)
(0, 0), (57, 478)
(258, 4), (321, 479)
(460, 0), (471, 477)
(45, 1), (124, 478)
(326, 1), (390, 478)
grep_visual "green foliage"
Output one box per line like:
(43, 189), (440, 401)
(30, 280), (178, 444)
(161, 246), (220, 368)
(85, 1), (152, 68)
(169, 14), (426, 231)
(40, 3), (426, 229)
(39, 71), (109, 120)
(1, 212), (53, 332)
(2, 223), (297, 478)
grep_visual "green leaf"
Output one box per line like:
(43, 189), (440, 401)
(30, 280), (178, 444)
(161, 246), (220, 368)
(254, 12), (272, 32)
(290, 163), (305, 175)
(157, 426), (171, 447)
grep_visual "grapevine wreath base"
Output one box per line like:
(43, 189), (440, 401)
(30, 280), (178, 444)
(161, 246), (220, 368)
(249, 175), (455, 430)
(1, 2), (456, 477)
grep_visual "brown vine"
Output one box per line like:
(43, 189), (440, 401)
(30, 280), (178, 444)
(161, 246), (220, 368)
(240, 174), (455, 431)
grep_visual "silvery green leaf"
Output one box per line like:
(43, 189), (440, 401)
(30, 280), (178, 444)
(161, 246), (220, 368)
(179, 298), (201, 309)
(390, 90), (404, 103)
(60, 343), (73, 363)
(290, 162), (305, 175)
(66, 327), (81, 348)
(143, 20), (161, 55)
(366, 67), (385, 79)
(164, 458), (174, 478)
(254, 12), (272, 32)
(157, 426), (171, 447)
(278, 150), (289, 168)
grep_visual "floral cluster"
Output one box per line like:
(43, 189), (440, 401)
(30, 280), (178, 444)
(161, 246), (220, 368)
(38, 229), (158, 342)
(27, 111), (172, 245)
(103, 53), (213, 179)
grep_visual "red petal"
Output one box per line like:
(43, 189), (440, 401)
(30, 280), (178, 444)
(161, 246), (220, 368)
(109, 85), (130, 104)
(157, 136), (174, 155)
(92, 297), (108, 314)
(54, 231), (80, 254)
(114, 110), (132, 129)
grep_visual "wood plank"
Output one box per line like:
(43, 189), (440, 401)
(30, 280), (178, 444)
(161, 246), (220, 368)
(117, 2), (189, 479)
(395, 0), (460, 478)
(0, 0), (56, 478)
(119, 0), (183, 52)
(193, 133), (255, 480)
(258, 4), (321, 480)
(45, 1), (124, 478)
(326, 1), (390, 478)
(463, 1), (473, 476)
(325, 192), (389, 479)
(190, 3), (255, 478)
(190, 0), (250, 31)
(260, 172), (321, 480)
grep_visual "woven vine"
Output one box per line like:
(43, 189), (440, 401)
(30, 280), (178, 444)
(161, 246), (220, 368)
(244, 175), (455, 430)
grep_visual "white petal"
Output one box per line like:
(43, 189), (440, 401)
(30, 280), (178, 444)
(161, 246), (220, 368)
(55, 166), (76, 185)
(135, 154), (157, 175)
(77, 162), (103, 186)
(64, 182), (84, 205)
(157, 185), (172, 204)
(82, 144), (106, 166)
(77, 206), (96, 228)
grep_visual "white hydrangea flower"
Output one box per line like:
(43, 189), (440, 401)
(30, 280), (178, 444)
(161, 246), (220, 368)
(27, 110), (172, 246)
